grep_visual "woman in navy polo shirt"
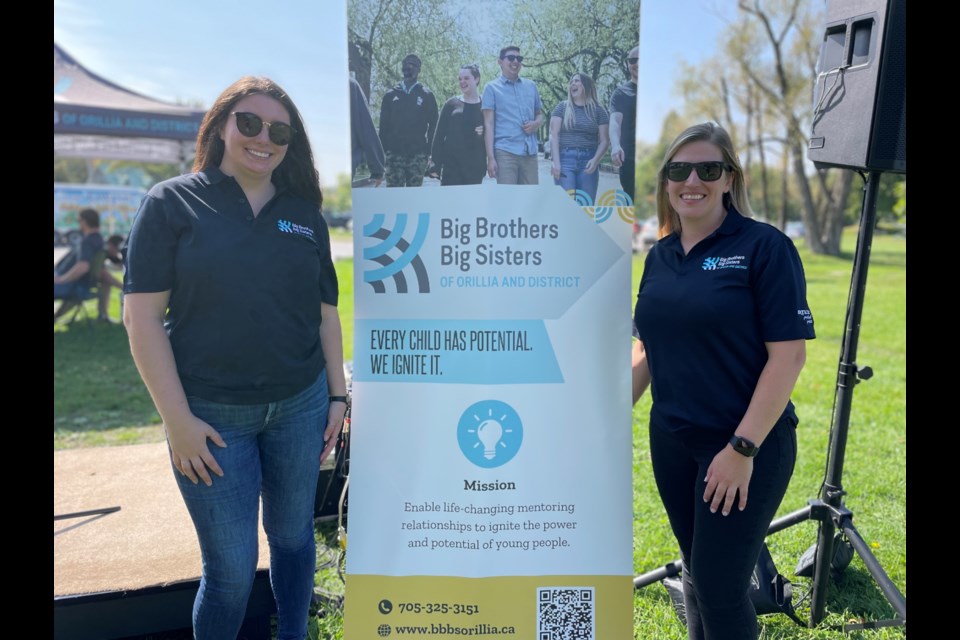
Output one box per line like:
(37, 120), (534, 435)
(123, 77), (346, 640)
(632, 122), (815, 640)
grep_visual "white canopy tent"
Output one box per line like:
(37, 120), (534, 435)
(54, 42), (206, 166)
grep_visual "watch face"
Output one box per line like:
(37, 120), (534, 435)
(731, 436), (758, 457)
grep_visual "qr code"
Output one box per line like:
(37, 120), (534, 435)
(537, 587), (595, 640)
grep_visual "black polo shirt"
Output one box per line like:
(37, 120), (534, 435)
(124, 168), (338, 404)
(634, 207), (815, 433)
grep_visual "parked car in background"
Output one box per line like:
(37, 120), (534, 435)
(632, 215), (659, 253)
(323, 209), (353, 231)
(785, 221), (805, 239)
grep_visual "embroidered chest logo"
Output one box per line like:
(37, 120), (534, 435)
(277, 219), (315, 240)
(702, 255), (747, 271)
(416, 96), (423, 106)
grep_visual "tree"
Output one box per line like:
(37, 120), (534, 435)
(324, 173), (355, 213)
(348, 0), (481, 117)
(891, 177), (905, 223)
(733, 0), (854, 255)
(672, 0), (858, 255)
(505, 0), (640, 112)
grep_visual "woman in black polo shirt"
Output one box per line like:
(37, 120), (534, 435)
(632, 122), (815, 640)
(123, 76), (346, 640)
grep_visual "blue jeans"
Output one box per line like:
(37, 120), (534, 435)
(54, 280), (88, 300)
(175, 370), (329, 640)
(554, 147), (600, 203)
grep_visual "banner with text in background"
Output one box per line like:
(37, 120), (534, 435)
(344, 2), (640, 638)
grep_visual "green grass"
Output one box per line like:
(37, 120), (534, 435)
(53, 228), (905, 638)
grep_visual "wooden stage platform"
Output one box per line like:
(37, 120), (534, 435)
(54, 442), (275, 640)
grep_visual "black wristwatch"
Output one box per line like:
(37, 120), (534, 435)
(729, 435), (760, 457)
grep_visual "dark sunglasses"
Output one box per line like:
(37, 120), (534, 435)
(231, 112), (296, 146)
(502, 54), (524, 63)
(664, 161), (732, 182)
(627, 57), (639, 64)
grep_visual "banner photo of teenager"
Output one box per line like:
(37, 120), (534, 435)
(345, 1), (640, 637)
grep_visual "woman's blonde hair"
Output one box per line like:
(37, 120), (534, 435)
(562, 73), (599, 131)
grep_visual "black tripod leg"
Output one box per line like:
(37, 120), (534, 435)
(809, 517), (836, 626)
(767, 505), (813, 535)
(633, 560), (682, 589)
(840, 518), (906, 620)
(633, 506), (814, 591)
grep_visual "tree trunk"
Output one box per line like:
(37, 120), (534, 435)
(791, 142), (826, 254)
(779, 141), (788, 231)
(755, 96), (771, 220)
(821, 169), (854, 255)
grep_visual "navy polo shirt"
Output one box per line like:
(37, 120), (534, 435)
(634, 207), (815, 433)
(124, 167), (338, 404)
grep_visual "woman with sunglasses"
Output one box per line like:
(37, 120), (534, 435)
(548, 73), (609, 203)
(632, 122), (814, 640)
(428, 64), (486, 186)
(123, 76), (346, 640)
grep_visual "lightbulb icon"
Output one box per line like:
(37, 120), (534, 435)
(458, 400), (523, 468)
(477, 419), (503, 459)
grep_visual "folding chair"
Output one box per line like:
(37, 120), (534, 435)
(54, 250), (107, 324)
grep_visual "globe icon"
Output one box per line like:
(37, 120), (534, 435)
(378, 624), (392, 637)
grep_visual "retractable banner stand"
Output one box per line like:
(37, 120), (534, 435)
(344, 2), (639, 637)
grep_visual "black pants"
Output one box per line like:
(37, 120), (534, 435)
(650, 417), (796, 640)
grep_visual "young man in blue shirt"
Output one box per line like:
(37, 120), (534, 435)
(482, 46), (544, 185)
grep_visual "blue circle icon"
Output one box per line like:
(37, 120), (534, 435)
(457, 400), (523, 468)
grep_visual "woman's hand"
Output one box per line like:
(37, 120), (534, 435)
(474, 125), (484, 137)
(551, 160), (561, 180)
(703, 445), (753, 516)
(165, 414), (227, 487)
(585, 157), (600, 174)
(320, 400), (348, 462)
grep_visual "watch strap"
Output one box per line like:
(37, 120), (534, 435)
(729, 435), (759, 457)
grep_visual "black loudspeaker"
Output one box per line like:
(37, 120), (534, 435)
(808, 0), (905, 173)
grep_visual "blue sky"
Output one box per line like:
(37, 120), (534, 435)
(54, 0), (733, 186)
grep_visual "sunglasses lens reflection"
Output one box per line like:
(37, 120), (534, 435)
(269, 123), (294, 146)
(233, 112), (294, 146)
(666, 162), (726, 182)
(235, 112), (263, 137)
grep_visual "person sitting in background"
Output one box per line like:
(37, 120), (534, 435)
(97, 234), (125, 322)
(54, 207), (104, 320)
